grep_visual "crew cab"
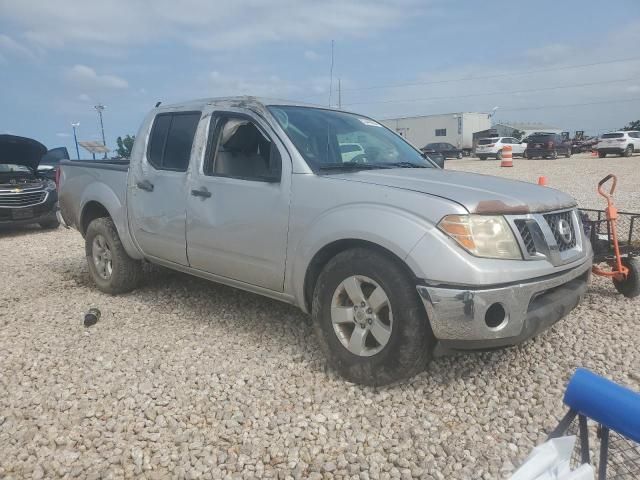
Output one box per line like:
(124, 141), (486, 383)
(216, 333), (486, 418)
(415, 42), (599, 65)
(58, 97), (592, 385)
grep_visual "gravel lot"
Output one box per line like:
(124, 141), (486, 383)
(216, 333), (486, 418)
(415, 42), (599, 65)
(1, 153), (639, 479)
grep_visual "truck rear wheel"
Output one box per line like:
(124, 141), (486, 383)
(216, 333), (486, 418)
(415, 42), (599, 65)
(311, 248), (434, 386)
(85, 217), (142, 294)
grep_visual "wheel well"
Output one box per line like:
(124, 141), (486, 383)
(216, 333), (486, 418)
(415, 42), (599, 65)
(80, 201), (111, 235)
(303, 239), (416, 312)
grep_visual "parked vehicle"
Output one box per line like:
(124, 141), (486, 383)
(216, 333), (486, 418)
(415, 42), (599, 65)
(475, 137), (526, 160)
(419, 146), (445, 166)
(59, 97), (592, 385)
(339, 143), (365, 162)
(423, 142), (463, 159)
(37, 147), (71, 180)
(0, 134), (62, 229)
(597, 131), (640, 158)
(524, 133), (572, 159)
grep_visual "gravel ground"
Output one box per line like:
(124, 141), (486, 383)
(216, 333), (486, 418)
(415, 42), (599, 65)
(1, 154), (639, 479)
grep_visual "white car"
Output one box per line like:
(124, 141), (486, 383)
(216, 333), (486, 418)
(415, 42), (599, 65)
(597, 131), (640, 158)
(339, 143), (365, 162)
(475, 137), (526, 160)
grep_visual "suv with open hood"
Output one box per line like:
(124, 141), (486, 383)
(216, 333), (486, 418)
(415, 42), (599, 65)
(0, 134), (64, 229)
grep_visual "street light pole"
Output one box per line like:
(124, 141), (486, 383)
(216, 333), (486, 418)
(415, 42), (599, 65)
(94, 104), (107, 159)
(71, 122), (80, 160)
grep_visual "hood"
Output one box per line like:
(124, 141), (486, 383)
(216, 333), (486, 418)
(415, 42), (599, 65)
(326, 169), (576, 214)
(0, 134), (47, 171)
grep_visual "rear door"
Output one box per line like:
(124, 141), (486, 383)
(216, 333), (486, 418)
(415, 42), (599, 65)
(128, 111), (201, 265)
(186, 111), (291, 291)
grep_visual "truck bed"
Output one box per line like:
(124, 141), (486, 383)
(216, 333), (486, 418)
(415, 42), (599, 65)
(58, 159), (130, 233)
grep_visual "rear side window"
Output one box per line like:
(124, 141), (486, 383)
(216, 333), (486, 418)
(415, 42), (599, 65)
(602, 133), (624, 139)
(478, 138), (496, 145)
(147, 111), (201, 171)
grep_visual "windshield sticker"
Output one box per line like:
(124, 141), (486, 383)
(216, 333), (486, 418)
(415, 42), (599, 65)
(358, 118), (382, 127)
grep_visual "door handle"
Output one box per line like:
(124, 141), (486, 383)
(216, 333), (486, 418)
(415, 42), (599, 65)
(191, 188), (211, 198)
(136, 179), (154, 192)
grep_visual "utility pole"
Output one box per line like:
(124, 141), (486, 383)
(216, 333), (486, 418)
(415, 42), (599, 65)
(338, 78), (342, 109)
(94, 104), (107, 159)
(71, 122), (80, 160)
(328, 40), (334, 107)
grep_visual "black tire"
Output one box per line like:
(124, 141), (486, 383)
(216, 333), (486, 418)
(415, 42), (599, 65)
(548, 150), (558, 160)
(623, 145), (633, 157)
(478, 155), (487, 160)
(456, 152), (463, 159)
(39, 217), (60, 229)
(495, 150), (503, 160)
(598, 151), (606, 158)
(85, 217), (142, 294)
(312, 248), (434, 386)
(523, 151), (529, 159)
(613, 258), (640, 298)
(565, 149), (572, 158)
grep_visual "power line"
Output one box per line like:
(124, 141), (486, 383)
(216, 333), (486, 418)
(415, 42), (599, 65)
(345, 77), (636, 107)
(378, 97), (640, 120)
(299, 56), (640, 100)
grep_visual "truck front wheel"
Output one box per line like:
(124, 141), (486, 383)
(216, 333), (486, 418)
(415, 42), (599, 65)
(85, 217), (142, 294)
(311, 248), (434, 386)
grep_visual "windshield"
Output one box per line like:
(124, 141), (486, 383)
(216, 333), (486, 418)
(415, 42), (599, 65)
(478, 138), (497, 145)
(601, 133), (624, 139)
(0, 164), (31, 173)
(267, 106), (433, 170)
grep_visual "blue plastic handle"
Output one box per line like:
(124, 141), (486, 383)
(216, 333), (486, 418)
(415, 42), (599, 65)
(564, 368), (640, 443)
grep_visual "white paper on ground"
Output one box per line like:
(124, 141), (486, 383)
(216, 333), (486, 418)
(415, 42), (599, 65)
(509, 436), (594, 480)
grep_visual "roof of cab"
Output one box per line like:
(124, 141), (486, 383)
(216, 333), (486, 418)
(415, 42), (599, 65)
(154, 96), (324, 113)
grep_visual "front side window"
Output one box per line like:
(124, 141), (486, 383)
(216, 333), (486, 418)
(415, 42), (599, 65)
(206, 115), (281, 182)
(268, 106), (433, 171)
(147, 112), (201, 171)
(435, 128), (446, 137)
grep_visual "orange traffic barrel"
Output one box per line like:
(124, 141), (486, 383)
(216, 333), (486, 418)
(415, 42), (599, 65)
(500, 145), (513, 167)
(538, 176), (548, 186)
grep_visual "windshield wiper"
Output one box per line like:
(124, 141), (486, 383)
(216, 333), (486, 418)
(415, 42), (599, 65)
(379, 161), (429, 168)
(317, 162), (393, 171)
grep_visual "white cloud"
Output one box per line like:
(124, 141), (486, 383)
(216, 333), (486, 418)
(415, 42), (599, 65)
(207, 71), (300, 98)
(304, 50), (320, 61)
(0, 0), (423, 53)
(0, 34), (37, 61)
(65, 65), (128, 90)
(56, 132), (71, 138)
(77, 93), (91, 102)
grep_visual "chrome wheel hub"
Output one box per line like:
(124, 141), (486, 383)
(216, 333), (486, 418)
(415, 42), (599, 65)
(331, 275), (393, 357)
(92, 234), (113, 280)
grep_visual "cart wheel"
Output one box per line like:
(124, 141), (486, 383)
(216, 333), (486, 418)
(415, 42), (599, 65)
(613, 257), (640, 298)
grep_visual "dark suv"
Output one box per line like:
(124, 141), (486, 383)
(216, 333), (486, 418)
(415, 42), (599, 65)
(524, 134), (572, 159)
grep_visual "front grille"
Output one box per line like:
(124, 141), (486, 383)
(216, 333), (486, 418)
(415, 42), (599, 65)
(544, 210), (577, 251)
(0, 191), (46, 207)
(515, 220), (537, 255)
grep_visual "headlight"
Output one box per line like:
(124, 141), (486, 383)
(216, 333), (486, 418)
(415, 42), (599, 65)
(44, 180), (56, 191)
(438, 214), (521, 259)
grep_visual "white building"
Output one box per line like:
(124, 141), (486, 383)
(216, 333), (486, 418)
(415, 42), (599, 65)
(380, 112), (492, 154)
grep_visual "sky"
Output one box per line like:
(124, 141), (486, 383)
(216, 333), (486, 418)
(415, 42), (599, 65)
(1, 0), (639, 157)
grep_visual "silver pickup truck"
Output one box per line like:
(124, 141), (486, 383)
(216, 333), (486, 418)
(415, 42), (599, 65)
(59, 97), (592, 385)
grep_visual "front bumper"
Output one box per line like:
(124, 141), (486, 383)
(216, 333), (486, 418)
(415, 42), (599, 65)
(417, 256), (592, 353)
(0, 190), (58, 226)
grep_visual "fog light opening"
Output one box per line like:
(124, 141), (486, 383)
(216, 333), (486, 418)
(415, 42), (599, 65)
(485, 303), (507, 330)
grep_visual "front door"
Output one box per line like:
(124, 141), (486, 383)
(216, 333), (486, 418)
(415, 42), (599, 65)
(128, 111), (201, 265)
(186, 112), (290, 291)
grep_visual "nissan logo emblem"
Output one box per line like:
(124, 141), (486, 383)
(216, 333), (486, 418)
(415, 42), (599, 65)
(557, 218), (573, 244)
